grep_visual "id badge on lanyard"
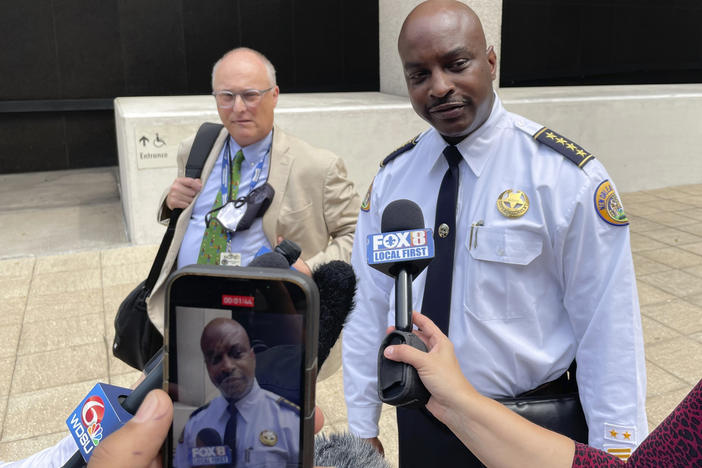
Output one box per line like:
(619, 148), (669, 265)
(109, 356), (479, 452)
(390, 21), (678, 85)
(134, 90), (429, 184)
(215, 139), (267, 264)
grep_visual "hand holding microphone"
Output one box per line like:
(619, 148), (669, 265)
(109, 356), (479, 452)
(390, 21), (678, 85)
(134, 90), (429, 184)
(382, 312), (477, 430)
(367, 199), (433, 408)
(86, 389), (172, 468)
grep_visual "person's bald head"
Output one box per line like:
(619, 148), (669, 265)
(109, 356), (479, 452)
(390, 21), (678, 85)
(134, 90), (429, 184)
(200, 318), (255, 401)
(211, 47), (279, 147)
(398, 1), (496, 143)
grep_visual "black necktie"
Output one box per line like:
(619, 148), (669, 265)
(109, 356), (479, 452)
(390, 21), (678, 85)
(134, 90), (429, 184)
(223, 403), (238, 467)
(421, 145), (461, 334)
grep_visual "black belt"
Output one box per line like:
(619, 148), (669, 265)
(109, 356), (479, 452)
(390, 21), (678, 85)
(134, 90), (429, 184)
(396, 361), (588, 468)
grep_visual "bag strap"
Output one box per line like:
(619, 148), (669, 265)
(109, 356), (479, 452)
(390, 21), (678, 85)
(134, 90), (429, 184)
(184, 122), (224, 178)
(144, 122), (224, 291)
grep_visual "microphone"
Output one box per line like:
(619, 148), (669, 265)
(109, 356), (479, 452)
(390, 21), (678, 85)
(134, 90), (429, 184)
(275, 239), (301, 265)
(249, 239), (301, 269)
(367, 199), (433, 408)
(61, 352), (164, 468)
(314, 260), (356, 367)
(248, 242), (356, 369)
(196, 427), (222, 446)
(368, 199), (434, 331)
(192, 428), (232, 466)
(248, 250), (291, 269)
(314, 432), (390, 468)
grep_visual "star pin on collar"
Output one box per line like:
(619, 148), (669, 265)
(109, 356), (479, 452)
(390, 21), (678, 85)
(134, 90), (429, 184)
(497, 189), (529, 218)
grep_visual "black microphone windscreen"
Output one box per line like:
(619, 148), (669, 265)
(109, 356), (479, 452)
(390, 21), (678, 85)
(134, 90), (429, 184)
(314, 433), (390, 468)
(195, 427), (222, 447)
(381, 199), (425, 233)
(314, 261), (356, 367)
(248, 251), (291, 269)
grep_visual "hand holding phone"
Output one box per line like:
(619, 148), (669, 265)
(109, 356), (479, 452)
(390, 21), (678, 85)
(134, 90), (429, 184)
(163, 265), (318, 468)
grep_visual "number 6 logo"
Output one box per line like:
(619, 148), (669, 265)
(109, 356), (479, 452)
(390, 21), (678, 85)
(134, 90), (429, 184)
(81, 396), (105, 427)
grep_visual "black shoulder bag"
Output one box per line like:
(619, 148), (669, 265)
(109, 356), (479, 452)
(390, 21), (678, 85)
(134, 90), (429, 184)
(112, 122), (223, 370)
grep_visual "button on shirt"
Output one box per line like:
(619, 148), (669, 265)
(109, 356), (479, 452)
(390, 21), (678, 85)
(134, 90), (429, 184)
(175, 380), (299, 467)
(178, 132), (273, 268)
(342, 95), (647, 450)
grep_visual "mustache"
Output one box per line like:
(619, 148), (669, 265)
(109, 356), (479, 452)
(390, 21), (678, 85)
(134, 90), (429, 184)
(428, 96), (470, 112)
(215, 371), (241, 385)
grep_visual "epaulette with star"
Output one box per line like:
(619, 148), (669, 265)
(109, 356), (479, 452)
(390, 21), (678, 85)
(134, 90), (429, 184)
(533, 127), (595, 169)
(380, 133), (421, 167)
(276, 396), (300, 414)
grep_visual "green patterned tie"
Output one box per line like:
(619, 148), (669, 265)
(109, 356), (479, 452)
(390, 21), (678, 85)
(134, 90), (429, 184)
(197, 149), (245, 264)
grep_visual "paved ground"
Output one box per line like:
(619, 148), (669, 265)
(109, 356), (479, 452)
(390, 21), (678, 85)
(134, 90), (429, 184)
(1, 168), (701, 466)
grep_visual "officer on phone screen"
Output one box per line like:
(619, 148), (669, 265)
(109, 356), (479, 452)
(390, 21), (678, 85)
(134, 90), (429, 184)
(175, 318), (299, 467)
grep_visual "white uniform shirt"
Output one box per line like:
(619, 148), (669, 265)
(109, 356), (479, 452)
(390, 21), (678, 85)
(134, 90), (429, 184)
(0, 435), (76, 468)
(175, 380), (300, 467)
(343, 95), (647, 450)
(178, 132), (273, 268)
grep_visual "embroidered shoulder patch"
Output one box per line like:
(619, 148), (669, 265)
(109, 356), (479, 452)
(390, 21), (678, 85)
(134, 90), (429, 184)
(533, 127), (595, 168)
(361, 179), (373, 212)
(604, 423), (637, 445)
(594, 180), (629, 226)
(380, 134), (421, 167)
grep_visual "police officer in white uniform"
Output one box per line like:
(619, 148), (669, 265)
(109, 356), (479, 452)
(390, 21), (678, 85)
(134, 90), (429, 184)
(176, 318), (299, 467)
(342, 2), (647, 466)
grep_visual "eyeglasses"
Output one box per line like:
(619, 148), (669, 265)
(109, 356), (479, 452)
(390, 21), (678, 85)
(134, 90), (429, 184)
(212, 87), (274, 108)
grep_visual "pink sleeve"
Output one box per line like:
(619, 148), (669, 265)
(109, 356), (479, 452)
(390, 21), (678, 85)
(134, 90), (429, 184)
(626, 380), (702, 467)
(572, 442), (624, 467)
(572, 380), (702, 467)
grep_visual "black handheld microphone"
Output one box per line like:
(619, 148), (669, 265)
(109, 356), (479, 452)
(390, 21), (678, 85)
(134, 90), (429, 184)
(248, 239), (301, 269)
(368, 199), (434, 408)
(193, 428), (232, 467)
(378, 200), (433, 331)
(275, 239), (302, 265)
(195, 427), (222, 447)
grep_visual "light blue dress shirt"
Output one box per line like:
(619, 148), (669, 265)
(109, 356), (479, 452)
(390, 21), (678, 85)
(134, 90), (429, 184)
(178, 132), (273, 268)
(175, 380), (300, 467)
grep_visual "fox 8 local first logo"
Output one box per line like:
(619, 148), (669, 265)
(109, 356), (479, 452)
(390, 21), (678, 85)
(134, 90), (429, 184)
(367, 228), (433, 264)
(373, 229), (428, 250)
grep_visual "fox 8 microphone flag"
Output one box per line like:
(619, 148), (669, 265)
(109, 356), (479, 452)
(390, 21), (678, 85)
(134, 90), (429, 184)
(367, 228), (434, 274)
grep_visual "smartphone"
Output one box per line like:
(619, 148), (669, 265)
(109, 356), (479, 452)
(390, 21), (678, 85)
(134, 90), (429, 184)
(162, 264), (318, 468)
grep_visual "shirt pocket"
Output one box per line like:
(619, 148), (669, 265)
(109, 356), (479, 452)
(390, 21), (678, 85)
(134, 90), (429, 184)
(245, 447), (291, 467)
(464, 226), (543, 320)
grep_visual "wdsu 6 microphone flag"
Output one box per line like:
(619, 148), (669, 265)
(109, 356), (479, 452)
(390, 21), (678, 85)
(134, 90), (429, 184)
(65, 383), (133, 462)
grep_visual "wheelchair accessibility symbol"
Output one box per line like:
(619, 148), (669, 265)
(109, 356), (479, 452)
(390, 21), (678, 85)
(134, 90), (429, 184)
(153, 133), (166, 147)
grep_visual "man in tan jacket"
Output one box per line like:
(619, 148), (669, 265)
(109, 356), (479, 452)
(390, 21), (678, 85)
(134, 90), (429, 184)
(146, 48), (360, 376)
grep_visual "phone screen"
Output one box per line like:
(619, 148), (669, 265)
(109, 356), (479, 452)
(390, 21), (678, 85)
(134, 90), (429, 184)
(163, 266), (317, 468)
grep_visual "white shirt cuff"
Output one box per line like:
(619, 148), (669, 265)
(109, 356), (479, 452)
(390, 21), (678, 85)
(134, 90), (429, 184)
(0, 434), (77, 468)
(346, 405), (383, 438)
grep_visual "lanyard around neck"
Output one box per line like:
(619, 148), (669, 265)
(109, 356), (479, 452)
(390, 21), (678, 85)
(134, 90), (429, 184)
(220, 138), (267, 204)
